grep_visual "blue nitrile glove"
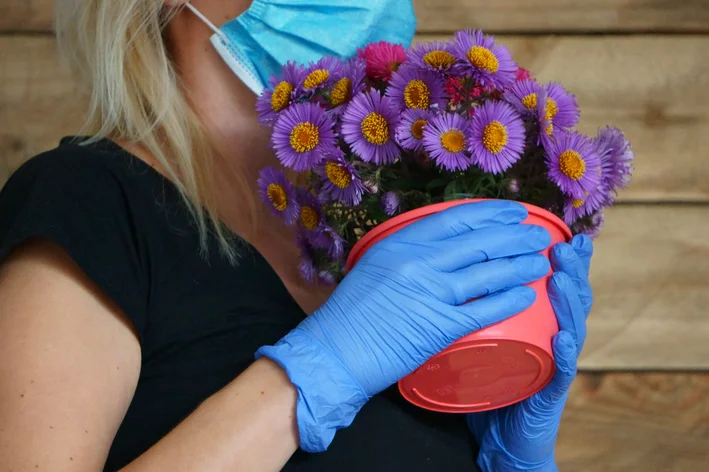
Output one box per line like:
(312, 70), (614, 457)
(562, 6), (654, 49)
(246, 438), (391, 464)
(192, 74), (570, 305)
(468, 234), (594, 472)
(256, 201), (554, 452)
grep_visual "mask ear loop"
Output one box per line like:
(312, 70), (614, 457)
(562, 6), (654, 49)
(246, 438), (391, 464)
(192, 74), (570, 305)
(184, 2), (227, 41)
(183, 2), (265, 96)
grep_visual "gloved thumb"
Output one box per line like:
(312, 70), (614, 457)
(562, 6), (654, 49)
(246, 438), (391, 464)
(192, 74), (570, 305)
(571, 234), (593, 275)
(539, 330), (577, 404)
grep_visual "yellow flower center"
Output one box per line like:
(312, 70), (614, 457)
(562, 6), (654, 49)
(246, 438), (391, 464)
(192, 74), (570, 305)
(544, 98), (559, 121)
(404, 80), (431, 109)
(559, 150), (586, 181)
(482, 121), (508, 154)
(361, 112), (390, 145)
(289, 122), (320, 153)
(411, 119), (427, 140)
(467, 46), (499, 73)
(423, 50), (456, 69)
(325, 162), (352, 189)
(270, 81), (293, 112)
(545, 123), (554, 135)
(304, 69), (330, 89)
(572, 199), (584, 208)
(267, 184), (288, 212)
(300, 206), (320, 230)
(440, 129), (466, 153)
(521, 93), (537, 110)
(330, 77), (352, 107)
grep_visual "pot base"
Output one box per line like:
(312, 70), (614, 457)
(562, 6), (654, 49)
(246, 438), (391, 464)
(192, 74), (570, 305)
(398, 338), (554, 413)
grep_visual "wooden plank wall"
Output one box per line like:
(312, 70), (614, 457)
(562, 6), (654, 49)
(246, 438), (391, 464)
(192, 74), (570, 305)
(1, 0), (708, 470)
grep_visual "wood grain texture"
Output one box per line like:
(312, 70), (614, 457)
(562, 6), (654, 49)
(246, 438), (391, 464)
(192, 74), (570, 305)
(413, 0), (709, 33)
(0, 0), (54, 32)
(3, 0), (709, 33)
(581, 204), (709, 370)
(558, 373), (709, 471)
(0, 36), (85, 184)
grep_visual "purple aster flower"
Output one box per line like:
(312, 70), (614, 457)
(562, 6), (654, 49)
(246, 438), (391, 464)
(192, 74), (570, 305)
(318, 270), (338, 286)
(450, 29), (517, 89)
(536, 91), (557, 150)
(327, 57), (367, 116)
(572, 211), (605, 240)
(593, 126), (634, 197)
(311, 224), (346, 260)
(363, 178), (380, 194)
(298, 261), (317, 284)
(395, 108), (432, 152)
(381, 191), (401, 216)
(257, 167), (299, 225)
(505, 79), (545, 116)
(271, 102), (337, 172)
(317, 150), (367, 206)
(256, 61), (307, 126)
(562, 184), (607, 225)
(422, 112), (473, 172)
(407, 40), (457, 73)
(302, 56), (342, 92)
(469, 101), (525, 174)
(295, 188), (324, 235)
(543, 82), (580, 132)
(386, 63), (448, 112)
(507, 178), (520, 194)
(545, 130), (602, 199)
(295, 230), (318, 284)
(341, 91), (401, 165)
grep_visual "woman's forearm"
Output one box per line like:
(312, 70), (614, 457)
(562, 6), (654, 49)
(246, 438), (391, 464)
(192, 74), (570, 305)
(121, 358), (299, 472)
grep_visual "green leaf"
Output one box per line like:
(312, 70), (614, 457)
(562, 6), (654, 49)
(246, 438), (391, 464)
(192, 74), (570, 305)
(444, 181), (460, 201)
(425, 178), (449, 191)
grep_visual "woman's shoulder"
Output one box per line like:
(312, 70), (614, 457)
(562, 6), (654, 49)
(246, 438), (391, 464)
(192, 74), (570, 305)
(5, 136), (159, 196)
(0, 136), (182, 242)
(0, 137), (178, 338)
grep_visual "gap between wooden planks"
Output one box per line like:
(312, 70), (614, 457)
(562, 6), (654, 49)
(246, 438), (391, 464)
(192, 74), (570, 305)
(3, 0), (709, 33)
(2, 35), (709, 201)
(558, 372), (709, 472)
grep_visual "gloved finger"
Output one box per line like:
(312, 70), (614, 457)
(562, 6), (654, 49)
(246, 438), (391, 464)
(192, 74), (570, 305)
(538, 330), (578, 405)
(424, 224), (551, 272)
(441, 254), (549, 305)
(550, 242), (593, 317)
(455, 286), (536, 332)
(548, 272), (587, 352)
(571, 234), (593, 275)
(391, 200), (528, 242)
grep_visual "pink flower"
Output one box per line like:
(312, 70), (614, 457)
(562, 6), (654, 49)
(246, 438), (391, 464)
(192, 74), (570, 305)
(515, 67), (533, 82)
(444, 77), (485, 107)
(357, 41), (407, 82)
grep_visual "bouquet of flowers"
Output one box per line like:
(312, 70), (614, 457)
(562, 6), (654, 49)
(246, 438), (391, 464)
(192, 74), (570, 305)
(256, 29), (634, 285)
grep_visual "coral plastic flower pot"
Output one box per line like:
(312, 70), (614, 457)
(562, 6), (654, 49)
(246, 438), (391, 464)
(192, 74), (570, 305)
(345, 199), (572, 413)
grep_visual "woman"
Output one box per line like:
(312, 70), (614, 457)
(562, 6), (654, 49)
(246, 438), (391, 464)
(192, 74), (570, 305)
(0, 0), (593, 470)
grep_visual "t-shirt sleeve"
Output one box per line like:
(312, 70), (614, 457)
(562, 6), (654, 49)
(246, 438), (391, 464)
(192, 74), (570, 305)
(0, 149), (150, 341)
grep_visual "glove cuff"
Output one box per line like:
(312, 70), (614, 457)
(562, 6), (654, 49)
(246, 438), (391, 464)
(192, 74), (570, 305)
(478, 451), (557, 472)
(256, 328), (369, 453)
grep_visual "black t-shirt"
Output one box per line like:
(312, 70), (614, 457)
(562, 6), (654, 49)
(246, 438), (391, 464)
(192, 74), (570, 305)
(0, 137), (480, 471)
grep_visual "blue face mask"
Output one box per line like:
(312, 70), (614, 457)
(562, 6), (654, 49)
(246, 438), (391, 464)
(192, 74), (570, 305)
(185, 1), (417, 96)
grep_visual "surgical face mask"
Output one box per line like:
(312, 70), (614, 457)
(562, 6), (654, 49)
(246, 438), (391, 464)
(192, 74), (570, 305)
(185, 1), (417, 96)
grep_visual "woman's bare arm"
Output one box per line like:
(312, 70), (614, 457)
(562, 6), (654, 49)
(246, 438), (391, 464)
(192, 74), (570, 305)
(0, 240), (299, 472)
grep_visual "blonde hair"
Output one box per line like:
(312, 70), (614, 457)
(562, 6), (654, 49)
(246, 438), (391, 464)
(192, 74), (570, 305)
(55, 0), (237, 261)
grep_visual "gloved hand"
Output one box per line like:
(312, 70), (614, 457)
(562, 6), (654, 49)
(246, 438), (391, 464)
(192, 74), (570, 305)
(468, 234), (594, 472)
(257, 201), (553, 452)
